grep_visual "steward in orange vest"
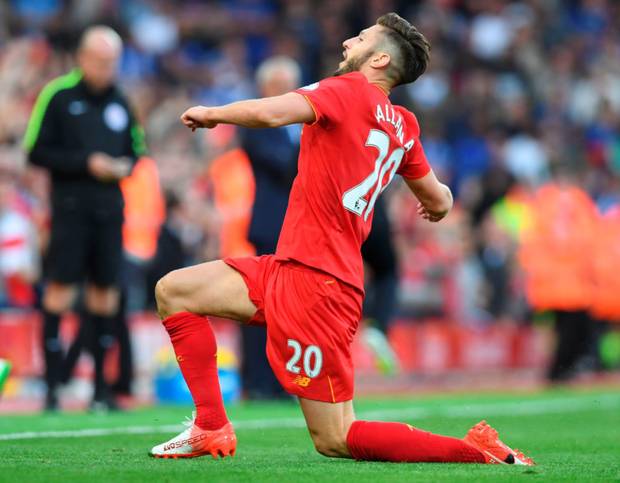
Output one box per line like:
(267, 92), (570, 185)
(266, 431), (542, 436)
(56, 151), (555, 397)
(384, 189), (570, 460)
(518, 183), (597, 311)
(590, 206), (620, 322)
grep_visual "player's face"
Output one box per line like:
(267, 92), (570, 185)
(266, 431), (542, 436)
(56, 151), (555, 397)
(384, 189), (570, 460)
(335, 25), (382, 76)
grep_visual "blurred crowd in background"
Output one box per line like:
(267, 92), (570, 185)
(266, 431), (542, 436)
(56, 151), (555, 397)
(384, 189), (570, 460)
(1, 0), (619, 378)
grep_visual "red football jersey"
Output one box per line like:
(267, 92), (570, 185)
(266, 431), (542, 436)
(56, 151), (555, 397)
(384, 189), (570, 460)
(275, 72), (431, 291)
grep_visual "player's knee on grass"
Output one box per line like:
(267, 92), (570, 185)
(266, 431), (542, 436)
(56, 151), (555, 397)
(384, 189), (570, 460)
(309, 431), (349, 458)
(300, 399), (355, 458)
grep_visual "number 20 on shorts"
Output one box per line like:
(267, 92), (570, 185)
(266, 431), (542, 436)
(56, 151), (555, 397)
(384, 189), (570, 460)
(286, 339), (323, 378)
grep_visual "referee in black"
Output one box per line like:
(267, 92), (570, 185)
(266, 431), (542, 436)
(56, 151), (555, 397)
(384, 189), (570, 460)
(24, 26), (146, 411)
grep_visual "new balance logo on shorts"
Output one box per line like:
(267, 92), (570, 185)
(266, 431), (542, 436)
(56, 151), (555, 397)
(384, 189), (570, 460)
(293, 375), (312, 387)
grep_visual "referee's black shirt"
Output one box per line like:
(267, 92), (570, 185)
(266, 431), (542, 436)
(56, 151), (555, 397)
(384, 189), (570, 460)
(24, 68), (146, 210)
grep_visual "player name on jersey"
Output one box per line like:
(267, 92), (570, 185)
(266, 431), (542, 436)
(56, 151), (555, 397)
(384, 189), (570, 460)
(374, 103), (415, 151)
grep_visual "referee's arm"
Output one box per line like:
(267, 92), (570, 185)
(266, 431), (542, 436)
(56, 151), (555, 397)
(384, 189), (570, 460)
(24, 92), (91, 174)
(124, 106), (147, 170)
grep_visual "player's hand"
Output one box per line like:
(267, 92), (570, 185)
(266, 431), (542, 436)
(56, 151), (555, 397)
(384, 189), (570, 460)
(416, 202), (447, 223)
(181, 106), (218, 131)
(88, 153), (118, 181)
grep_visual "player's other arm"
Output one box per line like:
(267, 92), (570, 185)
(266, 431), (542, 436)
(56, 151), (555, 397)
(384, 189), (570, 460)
(180, 92), (315, 130)
(405, 170), (453, 222)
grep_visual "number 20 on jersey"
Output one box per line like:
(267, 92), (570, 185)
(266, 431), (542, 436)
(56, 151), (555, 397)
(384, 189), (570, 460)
(342, 129), (406, 220)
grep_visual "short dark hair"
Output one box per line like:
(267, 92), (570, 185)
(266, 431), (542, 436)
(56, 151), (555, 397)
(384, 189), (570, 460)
(376, 12), (430, 86)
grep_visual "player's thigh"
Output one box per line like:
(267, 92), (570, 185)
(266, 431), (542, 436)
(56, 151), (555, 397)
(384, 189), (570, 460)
(299, 398), (354, 457)
(156, 260), (257, 322)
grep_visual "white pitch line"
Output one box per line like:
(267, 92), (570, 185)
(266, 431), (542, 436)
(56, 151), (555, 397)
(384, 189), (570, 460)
(0, 394), (618, 442)
(360, 393), (620, 420)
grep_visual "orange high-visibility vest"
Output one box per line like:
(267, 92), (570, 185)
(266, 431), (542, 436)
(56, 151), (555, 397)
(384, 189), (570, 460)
(518, 183), (596, 311)
(591, 206), (620, 321)
(208, 148), (255, 258)
(120, 156), (165, 261)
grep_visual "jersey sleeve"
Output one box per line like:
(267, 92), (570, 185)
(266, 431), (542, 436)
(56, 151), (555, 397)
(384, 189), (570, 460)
(25, 92), (91, 175)
(294, 73), (363, 127)
(397, 137), (431, 180)
(125, 100), (147, 162)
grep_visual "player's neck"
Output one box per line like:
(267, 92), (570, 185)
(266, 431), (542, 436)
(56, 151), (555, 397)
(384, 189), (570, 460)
(359, 69), (391, 96)
(371, 80), (390, 96)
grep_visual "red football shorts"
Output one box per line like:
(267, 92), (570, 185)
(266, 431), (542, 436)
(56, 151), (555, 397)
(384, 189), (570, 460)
(224, 255), (363, 403)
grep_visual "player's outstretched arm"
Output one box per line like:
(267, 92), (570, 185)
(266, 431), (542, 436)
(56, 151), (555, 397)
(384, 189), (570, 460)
(405, 170), (453, 222)
(181, 92), (315, 131)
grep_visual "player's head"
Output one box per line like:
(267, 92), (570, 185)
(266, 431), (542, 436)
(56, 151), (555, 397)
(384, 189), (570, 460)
(256, 56), (301, 97)
(336, 12), (430, 88)
(77, 25), (122, 92)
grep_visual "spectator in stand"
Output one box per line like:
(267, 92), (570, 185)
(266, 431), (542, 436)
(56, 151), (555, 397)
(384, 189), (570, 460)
(0, 168), (39, 308)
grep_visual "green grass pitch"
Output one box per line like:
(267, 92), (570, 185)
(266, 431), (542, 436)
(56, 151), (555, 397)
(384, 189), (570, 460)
(1, 388), (619, 482)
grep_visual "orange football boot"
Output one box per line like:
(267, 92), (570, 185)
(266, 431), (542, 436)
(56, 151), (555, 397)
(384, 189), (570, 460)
(150, 414), (236, 459)
(463, 420), (535, 465)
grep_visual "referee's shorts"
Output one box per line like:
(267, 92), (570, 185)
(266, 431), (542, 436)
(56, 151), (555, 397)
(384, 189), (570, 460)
(46, 198), (123, 287)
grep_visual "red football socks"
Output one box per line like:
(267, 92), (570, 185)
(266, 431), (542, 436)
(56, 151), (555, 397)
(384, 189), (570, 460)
(346, 420), (485, 463)
(162, 312), (229, 431)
